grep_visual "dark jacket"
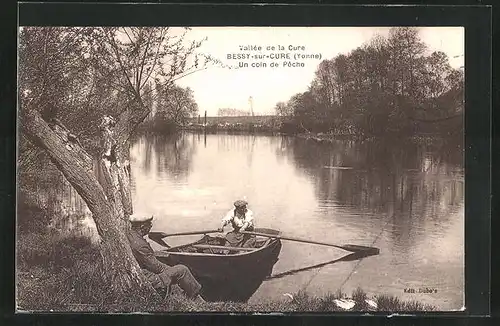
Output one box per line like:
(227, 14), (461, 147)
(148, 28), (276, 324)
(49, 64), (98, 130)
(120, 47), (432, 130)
(127, 228), (167, 274)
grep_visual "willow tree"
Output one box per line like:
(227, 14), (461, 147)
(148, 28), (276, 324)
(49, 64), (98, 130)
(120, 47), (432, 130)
(19, 26), (212, 300)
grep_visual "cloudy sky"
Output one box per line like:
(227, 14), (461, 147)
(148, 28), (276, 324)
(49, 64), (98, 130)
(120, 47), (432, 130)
(175, 27), (464, 116)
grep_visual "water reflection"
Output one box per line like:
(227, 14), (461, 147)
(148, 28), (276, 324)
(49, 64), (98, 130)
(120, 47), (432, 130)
(129, 132), (464, 309)
(19, 172), (99, 241)
(298, 139), (459, 257)
(267, 247), (379, 280)
(131, 133), (198, 183)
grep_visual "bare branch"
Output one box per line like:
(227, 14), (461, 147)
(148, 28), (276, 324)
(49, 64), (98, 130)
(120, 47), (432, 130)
(170, 66), (209, 83)
(104, 29), (139, 100)
(136, 30), (153, 92)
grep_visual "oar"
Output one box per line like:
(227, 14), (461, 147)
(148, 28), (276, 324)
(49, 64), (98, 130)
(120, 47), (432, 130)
(241, 230), (380, 255)
(148, 229), (220, 248)
(148, 233), (172, 248)
(149, 229), (220, 238)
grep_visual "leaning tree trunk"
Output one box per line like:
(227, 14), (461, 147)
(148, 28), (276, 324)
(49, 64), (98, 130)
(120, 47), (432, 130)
(20, 102), (156, 302)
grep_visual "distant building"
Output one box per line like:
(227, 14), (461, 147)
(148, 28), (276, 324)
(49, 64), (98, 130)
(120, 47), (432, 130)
(217, 108), (251, 117)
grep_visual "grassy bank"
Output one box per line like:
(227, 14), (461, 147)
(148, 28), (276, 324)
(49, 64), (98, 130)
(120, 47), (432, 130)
(179, 121), (460, 146)
(180, 127), (461, 149)
(17, 230), (436, 313)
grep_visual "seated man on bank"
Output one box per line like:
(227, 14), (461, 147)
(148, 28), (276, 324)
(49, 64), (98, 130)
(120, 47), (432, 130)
(127, 214), (205, 302)
(218, 200), (256, 248)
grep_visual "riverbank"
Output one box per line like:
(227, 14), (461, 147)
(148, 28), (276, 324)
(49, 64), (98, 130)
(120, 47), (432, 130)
(179, 127), (462, 148)
(294, 131), (462, 146)
(17, 230), (436, 313)
(175, 117), (461, 146)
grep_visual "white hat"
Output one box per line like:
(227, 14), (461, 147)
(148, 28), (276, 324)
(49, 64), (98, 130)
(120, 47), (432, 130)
(129, 214), (153, 223)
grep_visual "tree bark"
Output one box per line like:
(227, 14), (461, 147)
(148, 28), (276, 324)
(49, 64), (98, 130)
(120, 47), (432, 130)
(20, 104), (156, 300)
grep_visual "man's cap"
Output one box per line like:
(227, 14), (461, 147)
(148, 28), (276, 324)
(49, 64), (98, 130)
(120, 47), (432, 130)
(234, 200), (248, 208)
(129, 214), (153, 223)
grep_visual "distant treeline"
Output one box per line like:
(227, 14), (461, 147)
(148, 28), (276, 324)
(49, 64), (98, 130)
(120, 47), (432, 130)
(274, 27), (464, 138)
(135, 84), (199, 135)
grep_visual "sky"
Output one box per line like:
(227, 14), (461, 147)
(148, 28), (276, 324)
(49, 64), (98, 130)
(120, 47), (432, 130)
(174, 27), (464, 116)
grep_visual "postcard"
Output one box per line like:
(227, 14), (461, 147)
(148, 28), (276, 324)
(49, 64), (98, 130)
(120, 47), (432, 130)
(17, 25), (465, 313)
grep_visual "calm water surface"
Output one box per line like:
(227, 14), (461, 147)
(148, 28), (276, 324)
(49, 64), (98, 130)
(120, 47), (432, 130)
(130, 132), (464, 310)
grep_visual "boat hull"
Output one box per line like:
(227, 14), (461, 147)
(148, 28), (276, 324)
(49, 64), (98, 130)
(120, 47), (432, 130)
(155, 228), (282, 302)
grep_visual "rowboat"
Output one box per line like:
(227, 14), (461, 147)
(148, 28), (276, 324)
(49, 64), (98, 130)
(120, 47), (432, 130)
(154, 228), (282, 302)
(151, 227), (379, 302)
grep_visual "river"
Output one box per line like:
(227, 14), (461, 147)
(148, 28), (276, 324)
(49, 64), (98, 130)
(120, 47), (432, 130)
(129, 131), (464, 311)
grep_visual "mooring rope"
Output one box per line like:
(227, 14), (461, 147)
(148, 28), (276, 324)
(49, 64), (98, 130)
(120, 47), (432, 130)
(337, 214), (393, 291)
(302, 212), (394, 294)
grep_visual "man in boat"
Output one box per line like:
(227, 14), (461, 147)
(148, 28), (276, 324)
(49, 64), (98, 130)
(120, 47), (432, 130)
(127, 214), (205, 302)
(218, 200), (256, 248)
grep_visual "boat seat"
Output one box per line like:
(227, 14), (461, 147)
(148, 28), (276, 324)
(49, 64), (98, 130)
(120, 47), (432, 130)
(259, 238), (272, 248)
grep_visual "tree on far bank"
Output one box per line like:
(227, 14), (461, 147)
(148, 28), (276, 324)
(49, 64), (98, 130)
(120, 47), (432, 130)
(154, 85), (199, 127)
(276, 27), (464, 138)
